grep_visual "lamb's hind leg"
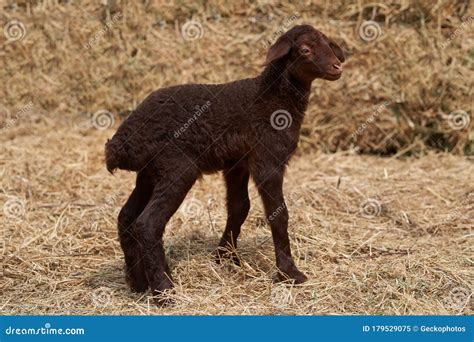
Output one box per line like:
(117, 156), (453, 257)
(135, 168), (198, 305)
(118, 172), (154, 292)
(215, 164), (250, 265)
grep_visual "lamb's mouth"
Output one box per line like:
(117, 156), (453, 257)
(324, 72), (342, 80)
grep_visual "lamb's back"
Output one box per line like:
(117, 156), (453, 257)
(105, 77), (261, 173)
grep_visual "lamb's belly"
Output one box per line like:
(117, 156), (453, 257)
(198, 149), (249, 174)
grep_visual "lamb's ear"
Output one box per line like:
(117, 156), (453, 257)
(264, 36), (292, 65)
(328, 38), (345, 63)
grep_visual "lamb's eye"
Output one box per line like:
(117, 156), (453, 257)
(300, 47), (311, 55)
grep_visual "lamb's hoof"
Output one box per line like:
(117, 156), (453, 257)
(126, 271), (149, 293)
(153, 295), (174, 307)
(151, 279), (174, 307)
(213, 247), (241, 266)
(276, 269), (308, 284)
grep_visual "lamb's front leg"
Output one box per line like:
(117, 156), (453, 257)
(253, 167), (307, 284)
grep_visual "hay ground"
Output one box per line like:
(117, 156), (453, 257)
(1, 116), (472, 315)
(1, 0), (473, 154)
(0, 0), (473, 316)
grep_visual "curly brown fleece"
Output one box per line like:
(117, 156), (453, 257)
(105, 24), (345, 305)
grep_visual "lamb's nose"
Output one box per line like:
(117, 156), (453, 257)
(333, 63), (343, 71)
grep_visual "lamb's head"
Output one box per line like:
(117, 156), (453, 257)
(264, 25), (345, 83)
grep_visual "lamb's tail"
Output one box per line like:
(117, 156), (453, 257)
(105, 135), (148, 174)
(105, 138), (122, 174)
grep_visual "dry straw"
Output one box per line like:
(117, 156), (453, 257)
(1, 117), (472, 314)
(0, 0), (472, 154)
(1, 1), (473, 315)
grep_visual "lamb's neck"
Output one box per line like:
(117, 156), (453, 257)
(283, 72), (311, 111)
(259, 65), (311, 115)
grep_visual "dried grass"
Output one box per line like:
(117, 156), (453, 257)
(1, 114), (472, 314)
(0, 0), (473, 155)
(0, 0), (472, 315)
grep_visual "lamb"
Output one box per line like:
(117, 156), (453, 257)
(105, 24), (345, 304)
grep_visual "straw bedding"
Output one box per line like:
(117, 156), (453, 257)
(0, 0), (472, 315)
(1, 114), (472, 314)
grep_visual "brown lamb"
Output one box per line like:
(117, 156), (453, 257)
(105, 24), (345, 305)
